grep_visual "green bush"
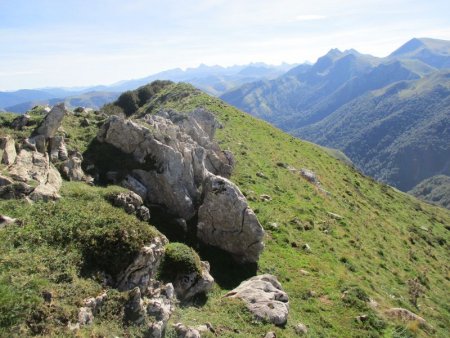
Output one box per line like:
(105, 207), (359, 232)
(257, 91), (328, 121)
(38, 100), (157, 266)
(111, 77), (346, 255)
(158, 242), (201, 281)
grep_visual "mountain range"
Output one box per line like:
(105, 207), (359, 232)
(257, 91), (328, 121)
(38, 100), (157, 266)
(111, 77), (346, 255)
(0, 63), (296, 113)
(220, 38), (450, 192)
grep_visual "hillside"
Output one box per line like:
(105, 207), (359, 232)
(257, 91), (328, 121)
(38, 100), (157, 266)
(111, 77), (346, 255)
(298, 70), (450, 191)
(0, 82), (449, 338)
(220, 38), (450, 192)
(409, 175), (450, 210)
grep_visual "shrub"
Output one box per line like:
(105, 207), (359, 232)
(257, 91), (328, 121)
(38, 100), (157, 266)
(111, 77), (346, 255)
(158, 243), (201, 281)
(115, 91), (139, 117)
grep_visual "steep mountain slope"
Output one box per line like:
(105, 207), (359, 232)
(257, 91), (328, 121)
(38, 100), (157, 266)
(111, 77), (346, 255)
(220, 38), (450, 191)
(0, 82), (449, 337)
(409, 175), (450, 209)
(298, 70), (450, 191)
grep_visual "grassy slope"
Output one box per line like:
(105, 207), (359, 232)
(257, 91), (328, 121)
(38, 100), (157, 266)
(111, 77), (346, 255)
(0, 83), (449, 337)
(136, 83), (450, 337)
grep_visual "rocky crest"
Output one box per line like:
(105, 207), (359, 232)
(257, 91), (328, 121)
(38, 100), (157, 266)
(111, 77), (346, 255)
(97, 109), (264, 263)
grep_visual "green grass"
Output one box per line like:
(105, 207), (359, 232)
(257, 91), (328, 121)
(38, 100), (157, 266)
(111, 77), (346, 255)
(133, 83), (449, 337)
(0, 84), (449, 337)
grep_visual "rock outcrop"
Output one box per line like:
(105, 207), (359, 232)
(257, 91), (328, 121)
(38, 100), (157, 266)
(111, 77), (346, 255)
(117, 236), (167, 291)
(97, 109), (264, 263)
(8, 148), (62, 201)
(197, 175), (264, 263)
(34, 103), (66, 138)
(385, 308), (428, 327)
(0, 136), (17, 165)
(225, 274), (289, 326)
(110, 190), (151, 221)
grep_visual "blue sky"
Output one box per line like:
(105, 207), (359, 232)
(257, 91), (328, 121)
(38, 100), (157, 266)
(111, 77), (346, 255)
(1, 0), (449, 90)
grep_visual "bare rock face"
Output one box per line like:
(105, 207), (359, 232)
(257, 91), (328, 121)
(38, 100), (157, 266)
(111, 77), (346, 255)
(197, 175), (264, 263)
(116, 236), (168, 292)
(8, 149), (62, 201)
(225, 274), (289, 326)
(97, 109), (264, 263)
(0, 136), (17, 165)
(35, 103), (67, 138)
(49, 136), (68, 161)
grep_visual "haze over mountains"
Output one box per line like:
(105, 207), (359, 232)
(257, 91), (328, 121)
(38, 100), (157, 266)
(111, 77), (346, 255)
(0, 63), (295, 113)
(221, 38), (450, 193)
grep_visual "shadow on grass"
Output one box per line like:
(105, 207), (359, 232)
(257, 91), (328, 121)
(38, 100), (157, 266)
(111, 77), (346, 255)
(149, 207), (257, 290)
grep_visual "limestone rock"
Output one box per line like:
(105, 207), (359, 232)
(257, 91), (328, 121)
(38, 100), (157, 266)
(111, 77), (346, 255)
(49, 136), (68, 161)
(172, 261), (214, 301)
(9, 149), (62, 201)
(97, 110), (264, 262)
(0, 215), (17, 228)
(110, 190), (151, 221)
(0, 175), (14, 186)
(60, 151), (87, 182)
(116, 236), (168, 291)
(385, 308), (427, 327)
(10, 114), (31, 130)
(173, 323), (201, 338)
(197, 175), (264, 263)
(34, 103), (67, 138)
(300, 168), (319, 185)
(0, 136), (17, 165)
(124, 287), (146, 325)
(265, 332), (276, 338)
(294, 323), (308, 335)
(225, 274), (289, 326)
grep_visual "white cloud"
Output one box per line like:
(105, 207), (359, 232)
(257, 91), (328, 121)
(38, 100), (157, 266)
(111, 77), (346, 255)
(295, 15), (327, 21)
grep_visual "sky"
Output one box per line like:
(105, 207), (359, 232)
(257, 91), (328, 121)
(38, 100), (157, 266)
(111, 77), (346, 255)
(0, 0), (449, 91)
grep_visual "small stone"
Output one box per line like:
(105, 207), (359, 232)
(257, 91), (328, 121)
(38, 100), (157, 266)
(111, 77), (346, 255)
(265, 332), (276, 338)
(294, 323), (308, 335)
(137, 206), (151, 222)
(299, 269), (309, 276)
(256, 172), (268, 179)
(78, 307), (94, 325)
(327, 212), (343, 220)
(260, 194), (272, 202)
(0, 215), (17, 227)
(302, 243), (311, 252)
(268, 222), (279, 229)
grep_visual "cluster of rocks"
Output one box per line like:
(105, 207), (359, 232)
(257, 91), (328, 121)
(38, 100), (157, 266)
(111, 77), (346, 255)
(97, 109), (265, 263)
(73, 233), (214, 337)
(0, 104), (91, 201)
(110, 191), (151, 222)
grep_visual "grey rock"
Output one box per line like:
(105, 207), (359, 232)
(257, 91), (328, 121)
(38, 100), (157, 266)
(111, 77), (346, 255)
(121, 174), (148, 199)
(78, 307), (94, 326)
(125, 287), (146, 325)
(97, 110), (264, 262)
(137, 206), (151, 222)
(172, 261), (214, 301)
(198, 175), (264, 263)
(0, 175), (14, 186)
(265, 332), (276, 338)
(10, 114), (31, 130)
(9, 149), (62, 201)
(225, 274), (289, 326)
(49, 136), (68, 161)
(0, 136), (17, 165)
(0, 215), (17, 228)
(385, 308), (427, 327)
(300, 168), (319, 185)
(173, 323), (201, 338)
(35, 103), (67, 138)
(117, 236), (168, 291)
(60, 151), (86, 182)
(294, 323), (308, 335)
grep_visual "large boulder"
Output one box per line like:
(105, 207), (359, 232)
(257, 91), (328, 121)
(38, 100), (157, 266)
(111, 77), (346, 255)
(8, 149), (62, 201)
(197, 175), (264, 263)
(225, 274), (289, 326)
(97, 110), (264, 262)
(34, 103), (67, 138)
